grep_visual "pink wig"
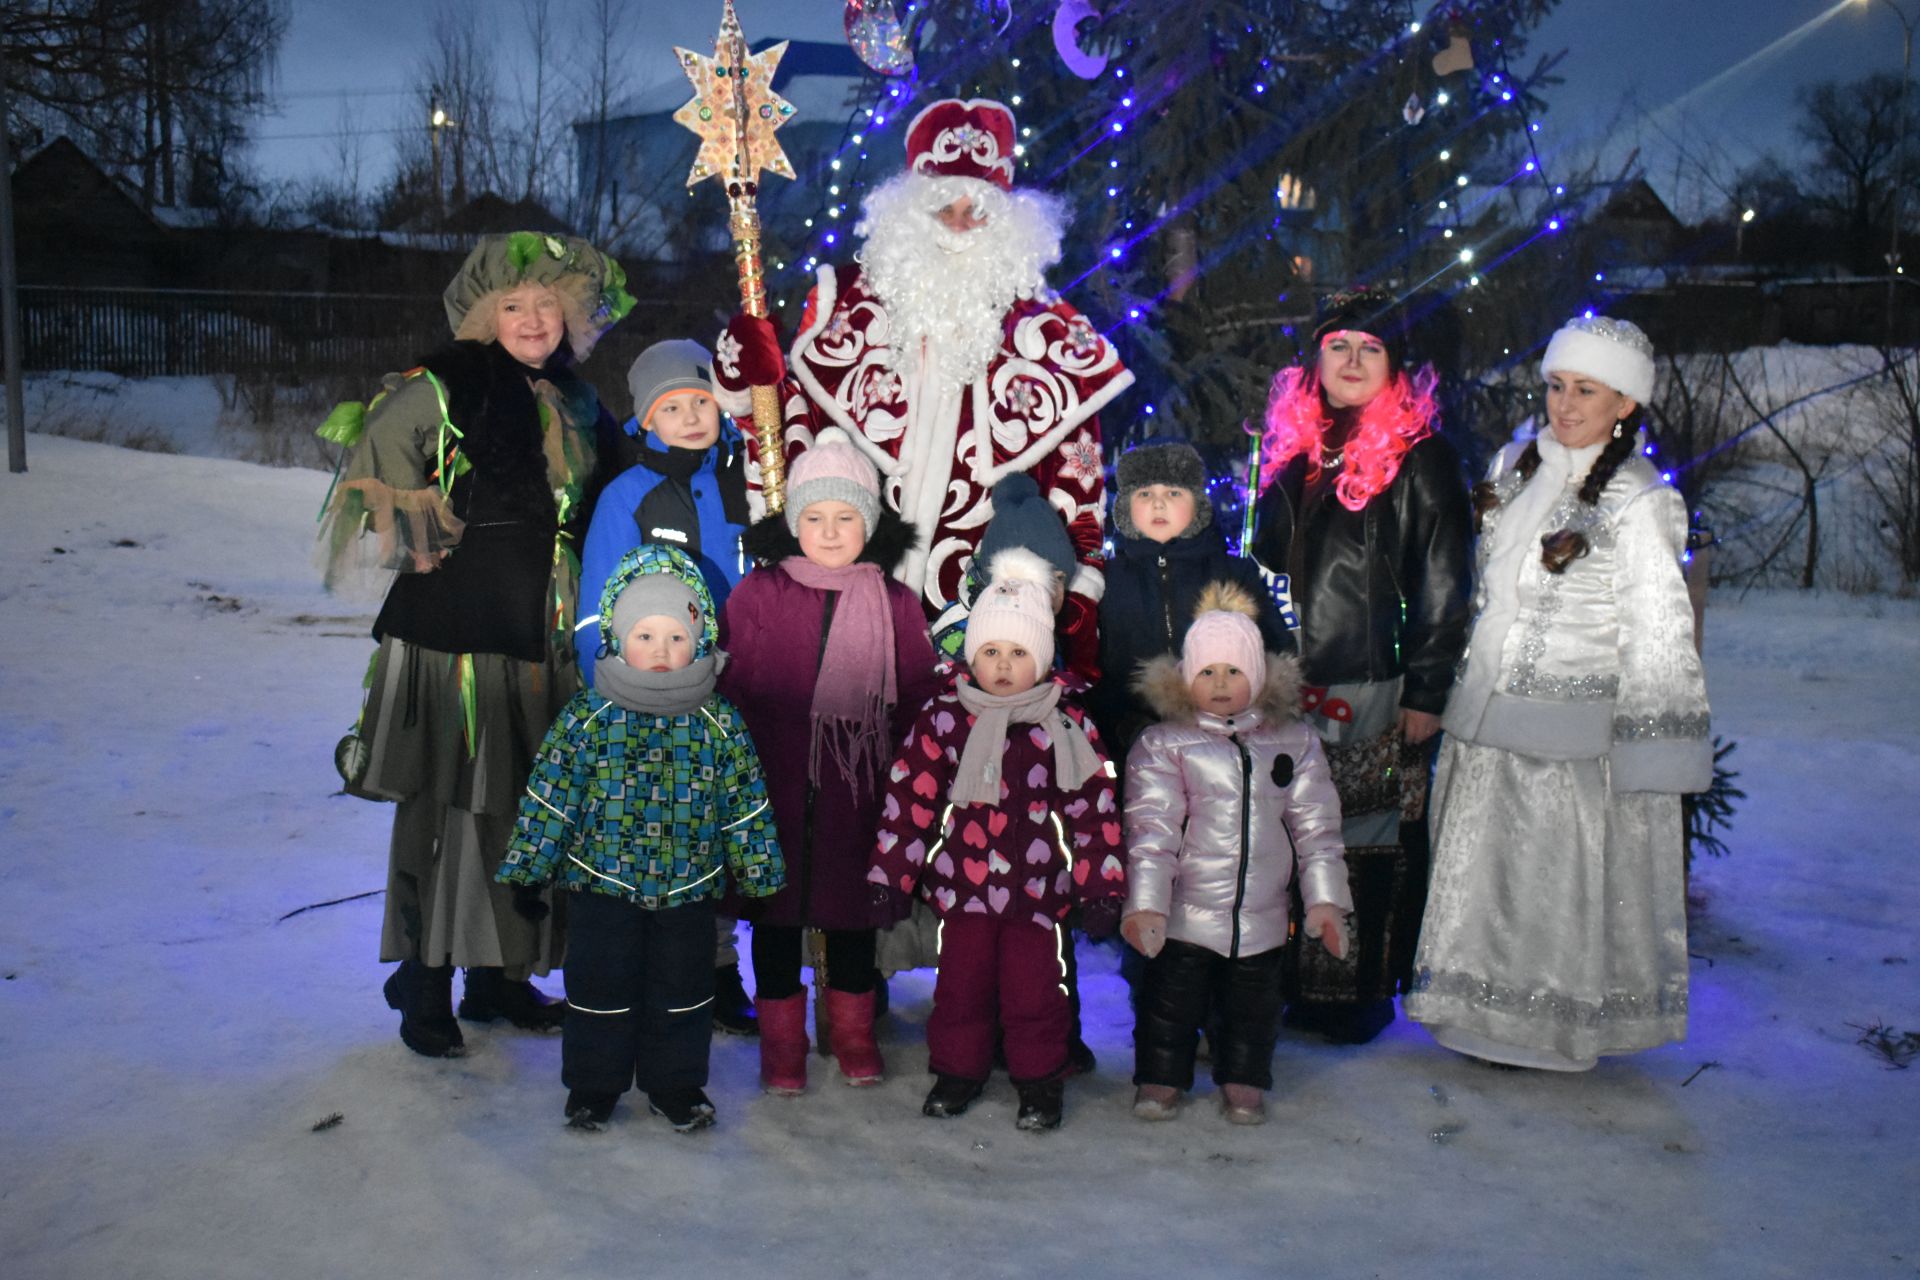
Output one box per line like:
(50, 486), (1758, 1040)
(1259, 361), (1440, 512)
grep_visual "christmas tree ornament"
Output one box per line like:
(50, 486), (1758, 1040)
(844, 0), (914, 77)
(1402, 93), (1425, 125)
(1432, 26), (1474, 76)
(1053, 0), (1107, 79)
(674, 0), (798, 508)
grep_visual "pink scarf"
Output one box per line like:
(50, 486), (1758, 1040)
(781, 555), (898, 792)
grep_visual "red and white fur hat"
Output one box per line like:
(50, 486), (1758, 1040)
(905, 98), (1018, 192)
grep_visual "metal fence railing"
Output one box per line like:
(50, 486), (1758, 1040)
(9, 286), (708, 420)
(14, 287), (450, 380)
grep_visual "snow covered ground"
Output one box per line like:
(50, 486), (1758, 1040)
(2, 431), (1917, 1280)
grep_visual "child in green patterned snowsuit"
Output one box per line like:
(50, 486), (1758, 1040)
(498, 543), (783, 1132)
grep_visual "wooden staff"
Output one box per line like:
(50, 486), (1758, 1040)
(673, 1), (798, 512)
(675, 3), (823, 1036)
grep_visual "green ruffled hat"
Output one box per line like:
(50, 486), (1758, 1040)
(443, 231), (636, 362)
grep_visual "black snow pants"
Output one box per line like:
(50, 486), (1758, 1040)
(1134, 938), (1286, 1090)
(562, 891), (716, 1099)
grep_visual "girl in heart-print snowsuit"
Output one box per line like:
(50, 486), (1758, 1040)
(870, 574), (1126, 1131)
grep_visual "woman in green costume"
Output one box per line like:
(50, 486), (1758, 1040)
(320, 233), (634, 1057)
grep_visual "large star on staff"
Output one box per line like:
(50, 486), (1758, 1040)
(671, 1), (796, 191)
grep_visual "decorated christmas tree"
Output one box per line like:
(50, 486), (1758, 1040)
(791, 1), (1569, 453)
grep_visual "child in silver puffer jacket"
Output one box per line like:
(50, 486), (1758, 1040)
(1121, 583), (1352, 1124)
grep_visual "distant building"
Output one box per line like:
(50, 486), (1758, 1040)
(570, 39), (873, 262)
(10, 137), (174, 288)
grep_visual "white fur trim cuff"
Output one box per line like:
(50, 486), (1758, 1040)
(714, 381), (754, 419)
(1068, 563), (1106, 603)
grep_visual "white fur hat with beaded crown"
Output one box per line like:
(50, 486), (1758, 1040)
(1540, 314), (1656, 404)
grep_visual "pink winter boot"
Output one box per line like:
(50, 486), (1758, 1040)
(757, 993), (809, 1096)
(824, 987), (884, 1086)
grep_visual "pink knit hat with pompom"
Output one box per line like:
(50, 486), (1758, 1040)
(965, 574), (1057, 673)
(784, 427), (882, 537)
(1179, 581), (1266, 692)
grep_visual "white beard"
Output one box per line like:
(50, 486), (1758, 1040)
(856, 171), (1068, 389)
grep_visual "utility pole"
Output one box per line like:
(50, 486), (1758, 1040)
(1863, 0), (1916, 338)
(1, 48), (27, 473)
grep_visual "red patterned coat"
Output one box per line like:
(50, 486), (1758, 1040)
(722, 264), (1133, 616)
(868, 681), (1127, 929)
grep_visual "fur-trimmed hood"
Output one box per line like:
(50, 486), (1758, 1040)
(740, 504), (920, 572)
(1132, 650), (1303, 726)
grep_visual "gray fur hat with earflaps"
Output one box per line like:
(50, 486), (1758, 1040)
(1112, 438), (1214, 540)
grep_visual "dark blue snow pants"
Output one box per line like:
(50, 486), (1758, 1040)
(561, 891), (716, 1099)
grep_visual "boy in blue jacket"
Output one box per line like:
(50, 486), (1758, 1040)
(575, 339), (752, 682)
(573, 339), (758, 1032)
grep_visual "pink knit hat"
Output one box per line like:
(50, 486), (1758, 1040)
(1180, 586), (1267, 693)
(784, 427), (882, 537)
(964, 575), (1057, 672)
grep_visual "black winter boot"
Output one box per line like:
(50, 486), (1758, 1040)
(384, 961), (466, 1058)
(1014, 1078), (1064, 1131)
(922, 1074), (986, 1118)
(565, 1089), (618, 1131)
(648, 1088), (717, 1133)
(712, 963), (758, 1036)
(458, 966), (566, 1031)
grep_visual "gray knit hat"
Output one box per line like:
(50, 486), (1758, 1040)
(1112, 439), (1214, 540)
(609, 573), (704, 657)
(627, 339), (715, 428)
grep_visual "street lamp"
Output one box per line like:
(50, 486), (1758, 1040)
(1858, 0), (1916, 333)
(428, 89), (457, 228)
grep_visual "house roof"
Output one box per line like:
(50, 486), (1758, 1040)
(439, 192), (574, 236)
(9, 136), (162, 232)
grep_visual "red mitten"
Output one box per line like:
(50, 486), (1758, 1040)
(1065, 509), (1106, 561)
(715, 313), (786, 391)
(1059, 589), (1102, 685)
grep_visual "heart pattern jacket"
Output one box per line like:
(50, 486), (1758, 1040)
(869, 682), (1126, 929)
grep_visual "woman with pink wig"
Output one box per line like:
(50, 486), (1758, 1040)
(1248, 287), (1472, 1044)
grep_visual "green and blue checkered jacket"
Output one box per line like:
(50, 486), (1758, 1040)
(497, 542), (783, 907)
(497, 691), (783, 907)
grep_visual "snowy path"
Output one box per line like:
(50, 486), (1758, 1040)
(1, 434), (1915, 1279)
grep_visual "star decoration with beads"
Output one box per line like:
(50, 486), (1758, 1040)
(672, 0), (796, 191)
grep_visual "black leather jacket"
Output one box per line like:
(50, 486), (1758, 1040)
(1250, 432), (1472, 714)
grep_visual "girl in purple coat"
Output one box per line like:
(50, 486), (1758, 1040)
(717, 428), (942, 1095)
(871, 572), (1126, 1131)
(1122, 584), (1352, 1125)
